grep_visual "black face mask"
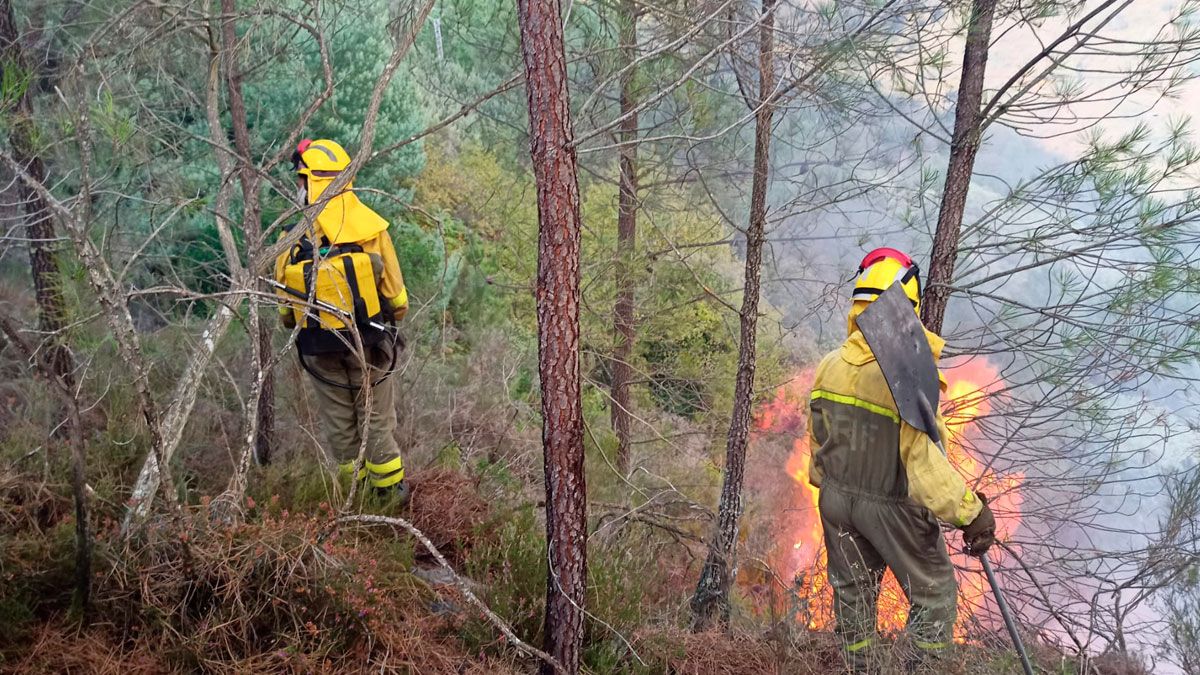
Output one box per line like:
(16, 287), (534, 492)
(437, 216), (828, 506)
(292, 145), (308, 203)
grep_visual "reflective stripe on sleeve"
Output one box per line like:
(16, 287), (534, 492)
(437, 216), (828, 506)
(955, 490), (979, 527)
(388, 287), (408, 312)
(811, 389), (900, 423)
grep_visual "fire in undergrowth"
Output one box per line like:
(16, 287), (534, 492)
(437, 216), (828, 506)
(753, 358), (1023, 639)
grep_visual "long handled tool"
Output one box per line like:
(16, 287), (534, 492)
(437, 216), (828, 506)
(261, 276), (389, 332)
(857, 283), (1035, 675)
(915, 394), (1036, 675)
(981, 554), (1034, 674)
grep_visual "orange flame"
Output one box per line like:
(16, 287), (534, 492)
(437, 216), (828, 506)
(756, 358), (1023, 639)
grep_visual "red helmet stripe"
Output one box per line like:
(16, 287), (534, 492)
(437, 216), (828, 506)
(858, 247), (913, 272)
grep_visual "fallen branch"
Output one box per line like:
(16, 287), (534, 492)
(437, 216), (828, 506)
(336, 513), (567, 675)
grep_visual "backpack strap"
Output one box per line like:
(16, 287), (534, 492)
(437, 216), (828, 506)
(301, 260), (319, 329)
(341, 255), (367, 325)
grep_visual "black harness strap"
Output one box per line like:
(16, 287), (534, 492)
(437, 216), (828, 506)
(901, 263), (922, 298)
(302, 261), (319, 329)
(341, 255), (366, 325)
(297, 338), (402, 391)
(853, 286), (888, 296)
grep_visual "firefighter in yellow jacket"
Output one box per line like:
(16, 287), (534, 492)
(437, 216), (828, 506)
(807, 248), (995, 673)
(275, 139), (409, 502)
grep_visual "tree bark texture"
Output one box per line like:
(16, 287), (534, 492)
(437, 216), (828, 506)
(515, 0), (588, 672)
(219, 0), (275, 465)
(1, 0), (75, 391)
(691, 0), (775, 631)
(610, 0), (639, 476)
(252, 323), (275, 462)
(921, 0), (997, 335)
(0, 0), (87, 610)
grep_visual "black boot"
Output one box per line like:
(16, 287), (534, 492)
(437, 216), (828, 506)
(374, 480), (410, 510)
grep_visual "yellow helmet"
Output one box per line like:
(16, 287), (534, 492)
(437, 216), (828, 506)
(852, 247), (921, 310)
(289, 138), (388, 245)
(292, 138), (351, 177)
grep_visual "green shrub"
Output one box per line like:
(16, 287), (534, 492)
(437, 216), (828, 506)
(461, 504), (545, 651)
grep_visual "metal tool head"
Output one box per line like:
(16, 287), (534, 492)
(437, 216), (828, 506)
(856, 282), (942, 441)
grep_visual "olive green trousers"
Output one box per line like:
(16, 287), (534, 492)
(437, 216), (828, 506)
(304, 343), (405, 488)
(819, 484), (957, 673)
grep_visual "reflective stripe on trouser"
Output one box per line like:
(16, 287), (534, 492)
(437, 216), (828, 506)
(305, 343), (404, 488)
(339, 455), (405, 488)
(819, 483), (956, 672)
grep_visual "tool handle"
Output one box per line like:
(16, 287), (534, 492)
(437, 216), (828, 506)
(913, 355), (1028, 671)
(263, 277), (387, 332)
(981, 553), (1035, 675)
(916, 392), (941, 445)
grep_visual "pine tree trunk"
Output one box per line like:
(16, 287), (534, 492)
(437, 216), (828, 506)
(691, 0), (775, 631)
(254, 327), (275, 463)
(1, 0), (87, 610)
(515, 0), (588, 671)
(920, 0), (997, 334)
(1, 0), (75, 392)
(610, 0), (638, 476)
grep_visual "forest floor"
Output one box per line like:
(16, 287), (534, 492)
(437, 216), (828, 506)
(0, 458), (1140, 675)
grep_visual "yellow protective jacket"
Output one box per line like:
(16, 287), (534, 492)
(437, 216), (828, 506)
(275, 183), (409, 322)
(806, 302), (982, 527)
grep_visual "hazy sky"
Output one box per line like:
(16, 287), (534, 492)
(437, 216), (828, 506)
(982, 0), (1197, 160)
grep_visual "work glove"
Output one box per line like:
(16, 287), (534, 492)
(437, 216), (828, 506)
(960, 492), (996, 557)
(392, 303), (408, 322)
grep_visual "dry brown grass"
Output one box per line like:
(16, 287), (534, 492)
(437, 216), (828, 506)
(8, 618), (520, 675)
(0, 470), (77, 626)
(0, 462), (1101, 675)
(0, 470), (70, 537)
(96, 507), (373, 672)
(1090, 651), (1152, 675)
(632, 626), (834, 675)
(0, 498), (518, 674)
(406, 467), (491, 564)
(5, 623), (168, 675)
